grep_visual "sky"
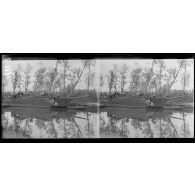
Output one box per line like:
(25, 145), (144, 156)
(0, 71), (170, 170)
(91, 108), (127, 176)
(2, 58), (194, 93)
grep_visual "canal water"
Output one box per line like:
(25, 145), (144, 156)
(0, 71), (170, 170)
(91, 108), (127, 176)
(1, 107), (194, 138)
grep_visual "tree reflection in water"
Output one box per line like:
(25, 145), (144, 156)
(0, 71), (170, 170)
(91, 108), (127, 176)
(2, 108), (194, 139)
(2, 112), (32, 138)
(35, 119), (46, 138)
(100, 109), (193, 138)
(84, 112), (94, 138)
(180, 113), (191, 138)
(46, 119), (58, 138)
(2, 108), (97, 138)
(100, 112), (129, 138)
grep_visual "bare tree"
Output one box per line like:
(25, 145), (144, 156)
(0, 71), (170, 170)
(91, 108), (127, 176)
(155, 59), (166, 94)
(181, 72), (190, 92)
(141, 60), (158, 93)
(69, 68), (81, 84)
(85, 72), (95, 91)
(99, 73), (104, 93)
(84, 60), (96, 91)
(65, 67), (82, 94)
(58, 60), (71, 94)
(54, 77), (63, 93)
(2, 75), (7, 94)
(68, 60), (88, 97)
(24, 63), (33, 93)
(113, 65), (120, 92)
(45, 60), (60, 93)
(180, 59), (191, 93)
(119, 64), (129, 93)
(129, 67), (142, 93)
(2, 57), (10, 94)
(141, 67), (152, 92)
(46, 68), (58, 93)
(106, 70), (115, 95)
(15, 64), (23, 93)
(149, 77), (159, 93)
(165, 59), (186, 97)
(34, 67), (47, 93)
(11, 69), (20, 94)
(162, 67), (177, 94)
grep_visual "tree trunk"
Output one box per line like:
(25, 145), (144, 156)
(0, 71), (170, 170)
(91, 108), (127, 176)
(159, 66), (162, 94)
(87, 65), (91, 91)
(146, 60), (155, 92)
(114, 78), (117, 92)
(121, 77), (123, 93)
(165, 62), (183, 97)
(68, 63), (87, 98)
(50, 61), (60, 94)
(183, 63), (186, 93)
(13, 86), (16, 95)
(19, 76), (22, 93)
(63, 67), (66, 94)
(26, 78), (29, 92)
(63, 76), (66, 94)
(25, 78), (28, 94)
(109, 87), (112, 95)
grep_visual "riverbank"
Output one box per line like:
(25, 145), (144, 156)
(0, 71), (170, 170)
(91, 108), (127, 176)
(2, 94), (193, 112)
(100, 96), (194, 107)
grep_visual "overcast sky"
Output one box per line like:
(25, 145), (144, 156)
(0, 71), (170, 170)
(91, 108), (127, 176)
(3, 59), (194, 92)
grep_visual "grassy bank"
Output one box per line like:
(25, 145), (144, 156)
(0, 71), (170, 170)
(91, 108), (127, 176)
(100, 93), (194, 107)
(101, 96), (146, 106)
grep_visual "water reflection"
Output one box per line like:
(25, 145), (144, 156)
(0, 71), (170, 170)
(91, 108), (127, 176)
(100, 108), (194, 138)
(2, 108), (99, 138)
(1, 107), (194, 138)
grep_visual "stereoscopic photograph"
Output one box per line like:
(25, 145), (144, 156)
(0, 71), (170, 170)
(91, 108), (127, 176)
(1, 54), (194, 141)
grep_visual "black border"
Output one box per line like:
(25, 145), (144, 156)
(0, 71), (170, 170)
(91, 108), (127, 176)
(1, 53), (195, 60)
(0, 138), (195, 143)
(1, 53), (194, 143)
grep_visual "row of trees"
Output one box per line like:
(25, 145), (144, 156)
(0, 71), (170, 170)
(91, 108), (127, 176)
(2, 60), (96, 96)
(2, 59), (192, 97)
(11, 64), (32, 95)
(103, 64), (129, 95)
(100, 59), (192, 96)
